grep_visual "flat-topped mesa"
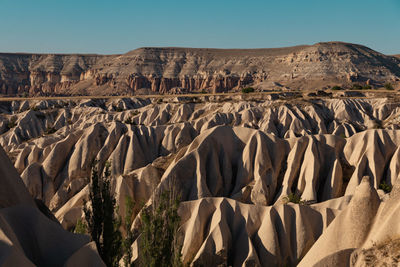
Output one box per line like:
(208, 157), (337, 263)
(0, 42), (399, 96)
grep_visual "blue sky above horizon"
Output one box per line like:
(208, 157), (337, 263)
(1, 0), (399, 55)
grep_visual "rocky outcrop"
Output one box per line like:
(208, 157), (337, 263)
(0, 53), (106, 95)
(1, 42), (400, 96)
(4, 95), (400, 265)
(0, 145), (105, 266)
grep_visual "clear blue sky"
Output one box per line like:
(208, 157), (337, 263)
(1, 0), (399, 54)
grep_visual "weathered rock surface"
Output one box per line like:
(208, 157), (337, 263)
(1, 42), (400, 96)
(0, 145), (105, 266)
(2, 95), (400, 266)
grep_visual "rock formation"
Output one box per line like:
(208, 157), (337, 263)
(1, 42), (399, 96)
(1, 93), (400, 265)
(0, 144), (105, 266)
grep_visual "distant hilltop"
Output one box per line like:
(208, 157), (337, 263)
(0, 42), (399, 96)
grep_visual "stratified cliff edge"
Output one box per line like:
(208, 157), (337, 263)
(1, 42), (399, 96)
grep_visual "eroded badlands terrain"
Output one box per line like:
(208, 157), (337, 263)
(1, 92), (400, 266)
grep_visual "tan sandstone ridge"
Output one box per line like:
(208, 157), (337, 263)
(0, 145), (105, 266)
(0, 94), (400, 265)
(1, 42), (399, 96)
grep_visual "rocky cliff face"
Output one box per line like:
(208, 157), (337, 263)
(0, 53), (106, 95)
(1, 42), (399, 96)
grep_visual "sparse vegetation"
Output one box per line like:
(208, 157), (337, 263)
(241, 87), (255, 94)
(74, 218), (87, 234)
(372, 120), (384, 129)
(351, 84), (363, 90)
(83, 162), (123, 267)
(124, 117), (136, 125)
(44, 126), (57, 135)
(282, 193), (306, 205)
(384, 83), (394, 90)
(7, 118), (17, 129)
(115, 106), (124, 112)
(331, 86), (342, 90)
(122, 196), (135, 267)
(139, 188), (183, 267)
(363, 84), (372, 89)
(379, 180), (392, 193)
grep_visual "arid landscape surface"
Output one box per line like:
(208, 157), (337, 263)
(0, 42), (399, 96)
(1, 42), (400, 266)
(1, 89), (400, 265)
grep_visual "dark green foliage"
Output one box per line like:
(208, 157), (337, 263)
(122, 196), (135, 267)
(74, 218), (87, 234)
(132, 110), (140, 116)
(282, 193), (305, 205)
(139, 189), (182, 267)
(83, 162), (122, 267)
(363, 84), (372, 89)
(379, 180), (392, 193)
(331, 86), (342, 90)
(7, 118), (17, 129)
(241, 87), (255, 94)
(115, 106), (124, 112)
(124, 117), (135, 125)
(45, 126), (57, 135)
(351, 84), (363, 90)
(384, 83), (394, 90)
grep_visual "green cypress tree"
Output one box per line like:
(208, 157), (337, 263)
(83, 161), (122, 267)
(139, 187), (183, 267)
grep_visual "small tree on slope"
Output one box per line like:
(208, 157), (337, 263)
(139, 186), (183, 267)
(83, 162), (122, 267)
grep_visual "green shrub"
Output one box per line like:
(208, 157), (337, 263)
(351, 84), (363, 90)
(74, 218), (87, 234)
(83, 162), (123, 267)
(7, 118), (17, 129)
(363, 84), (372, 90)
(241, 87), (255, 94)
(44, 126), (57, 135)
(282, 193), (305, 205)
(122, 196), (135, 267)
(124, 117), (136, 125)
(139, 188), (182, 267)
(379, 180), (392, 193)
(331, 86), (342, 90)
(384, 83), (394, 90)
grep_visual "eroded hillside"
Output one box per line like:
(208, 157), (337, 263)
(1, 93), (400, 265)
(1, 42), (399, 96)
